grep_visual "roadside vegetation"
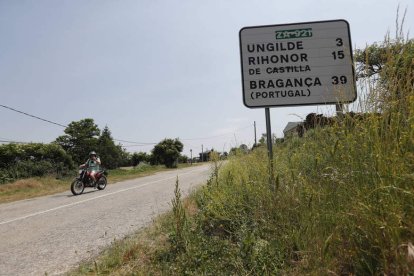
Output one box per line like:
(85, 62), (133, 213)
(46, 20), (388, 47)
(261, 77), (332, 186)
(0, 114), (195, 203)
(70, 25), (414, 275)
(1, 115), (191, 185)
(0, 163), (197, 204)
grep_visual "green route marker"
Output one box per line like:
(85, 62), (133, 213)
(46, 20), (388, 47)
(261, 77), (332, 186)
(275, 28), (313, 40)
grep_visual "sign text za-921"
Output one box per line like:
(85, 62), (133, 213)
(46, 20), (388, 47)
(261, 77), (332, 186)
(239, 20), (357, 108)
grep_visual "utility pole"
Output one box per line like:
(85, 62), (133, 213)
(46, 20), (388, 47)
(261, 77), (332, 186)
(190, 149), (193, 165)
(254, 121), (257, 146)
(201, 144), (204, 162)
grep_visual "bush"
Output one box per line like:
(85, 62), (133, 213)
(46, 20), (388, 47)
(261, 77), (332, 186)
(152, 138), (183, 168)
(0, 143), (75, 184)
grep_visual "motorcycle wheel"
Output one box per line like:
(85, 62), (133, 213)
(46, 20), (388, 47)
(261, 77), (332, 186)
(71, 179), (85, 195)
(97, 176), (107, 190)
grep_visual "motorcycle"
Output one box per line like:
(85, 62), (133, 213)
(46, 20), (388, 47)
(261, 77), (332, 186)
(70, 168), (107, 195)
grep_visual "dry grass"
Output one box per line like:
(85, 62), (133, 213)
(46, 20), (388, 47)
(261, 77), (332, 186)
(0, 177), (68, 204)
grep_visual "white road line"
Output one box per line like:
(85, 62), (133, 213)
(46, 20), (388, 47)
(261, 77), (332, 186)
(0, 167), (208, 226)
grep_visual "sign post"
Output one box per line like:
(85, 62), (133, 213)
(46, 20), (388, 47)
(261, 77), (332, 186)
(239, 19), (356, 189)
(265, 108), (275, 188)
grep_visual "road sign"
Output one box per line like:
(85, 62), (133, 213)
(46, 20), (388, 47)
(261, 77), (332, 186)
(239, 19), (356, 108)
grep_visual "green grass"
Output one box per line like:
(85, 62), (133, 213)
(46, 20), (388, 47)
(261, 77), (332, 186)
(0, 163), (197, 204)
(70, 117), (414, 275)
(69, 32), (414, 274)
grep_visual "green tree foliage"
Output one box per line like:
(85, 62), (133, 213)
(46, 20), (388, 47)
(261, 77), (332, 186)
(0, 143), (74, 183)
(131, 153), (140, 167)
(131, 152), (149, 167)
(229, 144), (250, 156)
(0, 143), (73, 168)
(147, 153), (159, 166)
(256, 133), (277, 147)
(178, 155), (188, 164)
(199, 149), (221, 161)
(380, 39), (414, 110)
(152, 138), (183, 168)
(354, 42), (388, 79)
(54, 118), (100, 164)
(355, 37), (414, 125)
(355, 39), (414, 100)
(118, 150), (132, 167)
(355, 39), (414, 80)
(97, 126), (123, 169)
(54, 119), (130, 168)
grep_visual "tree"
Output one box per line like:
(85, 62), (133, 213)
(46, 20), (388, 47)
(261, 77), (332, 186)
(118, 149), (131, 167)
(97, 126), (123, 169)
(147, 153), (158, 166)
(178, 155), (188, 164)
(354, 39), (414, 113)
(229, 145), (249, 156)
(131, 153), (140, 167)
(152, 138), (183, 168)
(55, 119), (100, 164)
(257, 133), (278, 145)
(354, 39), (414, 80)
(131, 152), (148, 167)
(258, 133), (266, 146)
(354, 42), (388, 79)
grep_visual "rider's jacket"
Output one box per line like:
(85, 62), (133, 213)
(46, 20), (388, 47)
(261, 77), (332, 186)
(85, 158), (101, 171)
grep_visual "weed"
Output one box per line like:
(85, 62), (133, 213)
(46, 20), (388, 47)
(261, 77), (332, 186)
(169, 177), (187, 253)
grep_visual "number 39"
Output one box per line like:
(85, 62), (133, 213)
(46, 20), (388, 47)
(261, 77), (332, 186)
(332, 76), (347, 85)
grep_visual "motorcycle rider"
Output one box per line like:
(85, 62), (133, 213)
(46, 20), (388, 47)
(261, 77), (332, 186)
(80, 151), (101, 186)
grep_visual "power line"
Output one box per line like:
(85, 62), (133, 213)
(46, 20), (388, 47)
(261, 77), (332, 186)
(122, 144), (155, 148)
(114, 124), (253, 144)
(0, 139), (27, 144)
(181, 124), (253, 141)
(113, 139), (156, 145)
(0, 103), (256, 147)
(114, 125), (254, 144)
(0, 104), (67, 128)
(0, 104), (157, 145)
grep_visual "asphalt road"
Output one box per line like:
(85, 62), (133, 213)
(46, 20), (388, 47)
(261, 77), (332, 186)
(0, 164), (210, 276)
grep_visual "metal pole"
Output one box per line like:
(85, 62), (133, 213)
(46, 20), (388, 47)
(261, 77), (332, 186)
(265, 108), (275, 190)
(336, 103), (344, 118)
(201, 144), (204, 162)
(254, 121), (257, 146)
(190, 149), (192, 165)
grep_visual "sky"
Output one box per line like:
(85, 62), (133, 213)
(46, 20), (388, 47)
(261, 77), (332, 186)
(0, 0), (413, 157)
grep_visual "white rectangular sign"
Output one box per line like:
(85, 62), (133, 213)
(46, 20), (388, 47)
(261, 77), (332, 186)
(239, 20), (356, 108)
